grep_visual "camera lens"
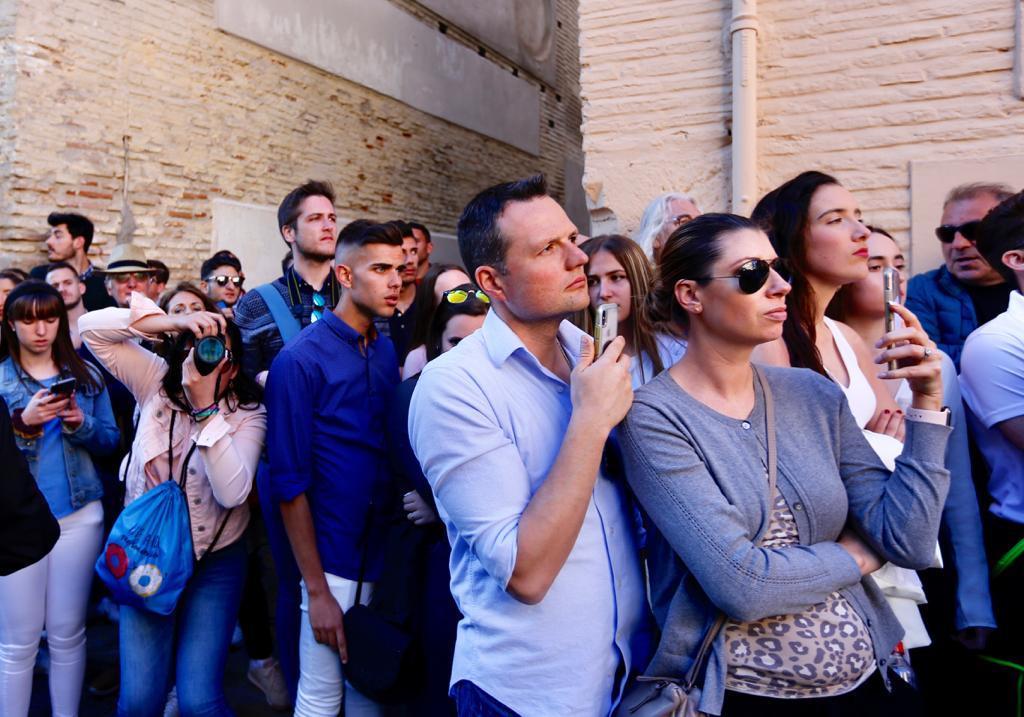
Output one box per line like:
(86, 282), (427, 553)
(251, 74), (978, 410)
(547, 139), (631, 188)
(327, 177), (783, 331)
(194, 335), (226, 375)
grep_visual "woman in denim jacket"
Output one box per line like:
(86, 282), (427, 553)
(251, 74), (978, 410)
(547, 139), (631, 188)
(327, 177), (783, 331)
(0, 280), (118, 717)
(619, 215), (951, 716)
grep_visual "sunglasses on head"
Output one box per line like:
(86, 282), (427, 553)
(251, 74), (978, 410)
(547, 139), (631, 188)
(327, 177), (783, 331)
(206, 274), (244, 288)
(697, 258), (791, 294)
(934, 221), (980, 244)
(444, 288), (490, 305)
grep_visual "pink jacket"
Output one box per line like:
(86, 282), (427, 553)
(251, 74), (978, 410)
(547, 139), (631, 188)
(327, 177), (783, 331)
(79, 293), (266, 557)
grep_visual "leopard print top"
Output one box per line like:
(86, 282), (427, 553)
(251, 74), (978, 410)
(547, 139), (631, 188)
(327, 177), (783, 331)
(723, 489), (876, 698)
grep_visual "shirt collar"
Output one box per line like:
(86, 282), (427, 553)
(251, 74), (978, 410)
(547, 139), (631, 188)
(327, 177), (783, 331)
(481, 309), (586, 369)
(322, 309), (377, 348)
(1009, 290), (1024, 316)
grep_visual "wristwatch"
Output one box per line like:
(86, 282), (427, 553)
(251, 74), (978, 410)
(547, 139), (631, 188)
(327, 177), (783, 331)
(904, 406), (952, 427)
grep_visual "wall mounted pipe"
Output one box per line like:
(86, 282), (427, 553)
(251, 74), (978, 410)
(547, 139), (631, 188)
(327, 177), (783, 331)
(730, 0), (760, 215)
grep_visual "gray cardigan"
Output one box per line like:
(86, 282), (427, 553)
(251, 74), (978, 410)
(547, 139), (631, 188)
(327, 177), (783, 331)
(619, 365), (951, 715)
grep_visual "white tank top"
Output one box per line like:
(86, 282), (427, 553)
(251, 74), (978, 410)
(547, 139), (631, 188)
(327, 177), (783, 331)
(822, 317), (875, 429)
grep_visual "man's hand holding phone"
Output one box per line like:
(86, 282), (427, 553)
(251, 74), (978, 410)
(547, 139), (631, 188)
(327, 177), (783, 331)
(571, 334), (633, 435)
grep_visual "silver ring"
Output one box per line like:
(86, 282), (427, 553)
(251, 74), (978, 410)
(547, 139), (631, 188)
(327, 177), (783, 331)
(923, 347), (933, 358)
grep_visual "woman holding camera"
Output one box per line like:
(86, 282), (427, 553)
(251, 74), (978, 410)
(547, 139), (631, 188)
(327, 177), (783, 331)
(80, 291), (265, 717)
(0, 280), (118, 717)
(619, 214), (951, 716)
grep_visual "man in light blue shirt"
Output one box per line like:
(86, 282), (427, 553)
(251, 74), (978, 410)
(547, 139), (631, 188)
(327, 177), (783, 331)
(408, 175), (651, 716)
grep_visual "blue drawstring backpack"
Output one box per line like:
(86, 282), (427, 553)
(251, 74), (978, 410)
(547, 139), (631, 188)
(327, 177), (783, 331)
(95, 411), (230, 615)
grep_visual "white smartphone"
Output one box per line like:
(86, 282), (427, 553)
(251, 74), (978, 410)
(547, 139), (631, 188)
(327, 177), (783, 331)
(594, 303), (619, 356)
(882, 267), (899, 371)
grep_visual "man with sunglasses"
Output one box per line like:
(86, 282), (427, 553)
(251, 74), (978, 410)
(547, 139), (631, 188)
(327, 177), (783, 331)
(906, 182), (1015, 369)
(409, 175), (650, 716)
(200, 250), (246, 319)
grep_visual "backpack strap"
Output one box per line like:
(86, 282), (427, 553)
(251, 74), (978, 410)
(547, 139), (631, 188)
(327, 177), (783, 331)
(253, 283), (302, 344)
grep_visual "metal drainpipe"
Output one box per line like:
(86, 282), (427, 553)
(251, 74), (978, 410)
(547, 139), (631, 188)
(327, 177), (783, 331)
(730, 0), (760, 215)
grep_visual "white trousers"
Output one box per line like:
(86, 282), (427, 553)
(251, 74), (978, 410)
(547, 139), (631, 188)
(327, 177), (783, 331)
(0, 500), (103, 717)
(295, 574), (403, 717)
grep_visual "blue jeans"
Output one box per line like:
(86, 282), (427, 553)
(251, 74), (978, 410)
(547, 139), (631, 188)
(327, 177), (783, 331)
(452, 681), (521, 717)
(117, 540), (247, 717)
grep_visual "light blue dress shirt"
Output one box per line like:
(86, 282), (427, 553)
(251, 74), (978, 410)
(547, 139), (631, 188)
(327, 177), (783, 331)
(409, 310), (650, 716)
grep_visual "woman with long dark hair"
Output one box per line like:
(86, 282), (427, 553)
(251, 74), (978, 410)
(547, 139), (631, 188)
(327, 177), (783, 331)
(0, 280), (118, 717)
(387, 283), (489, 715)
(401, 263), (472, 378)
(579, 234), (687, 386)
(80, 290), (265, 717)
(619, 214), (950, 716)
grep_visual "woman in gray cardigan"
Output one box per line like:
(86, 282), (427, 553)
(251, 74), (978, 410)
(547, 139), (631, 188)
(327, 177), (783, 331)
(619, 214), (951, 716)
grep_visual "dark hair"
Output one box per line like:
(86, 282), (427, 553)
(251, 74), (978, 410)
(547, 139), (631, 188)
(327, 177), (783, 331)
(1, 268), (28, 283)
(645, 214), (755, 330)
(826, 225), (899, 322)
(408, 221), (432, 243)
(1, 280), (103, 393)
(457, 174), (549, 278)
(750, 170), (840, 376)
(47, 212), (94, 252)
(336, 221), (403, 259)
(408, 263), (468, 351)
(160, 317), (262, 414)
(386, 220), (414, 239)
(201, 250), (242, 279)
(339, 219), (375, 245)
(277, 180), (336, 240)
(425, 283), (489, 361)
(579, 235), (664, 380)
(158, 282), (219, 314)
(147, 260), (170, 285)
(977, 190), (1024, 285)
(281, 250), (293, 275)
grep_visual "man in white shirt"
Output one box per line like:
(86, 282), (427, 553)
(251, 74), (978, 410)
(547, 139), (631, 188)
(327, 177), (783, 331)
(959, 190), (1024, 711)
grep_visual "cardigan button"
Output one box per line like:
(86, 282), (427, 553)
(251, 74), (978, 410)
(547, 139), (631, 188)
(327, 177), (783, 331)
(197, 525), (206, 532)
(741, 421), (751, 430)
(793, 502), (804, 511)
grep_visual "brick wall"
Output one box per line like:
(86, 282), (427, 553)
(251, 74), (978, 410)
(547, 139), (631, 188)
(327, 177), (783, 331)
(1, 0), (583, 278)
(579, 0), (1024, 243)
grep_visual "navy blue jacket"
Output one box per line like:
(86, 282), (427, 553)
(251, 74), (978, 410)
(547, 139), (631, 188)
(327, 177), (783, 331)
(906, 266), (976, 370)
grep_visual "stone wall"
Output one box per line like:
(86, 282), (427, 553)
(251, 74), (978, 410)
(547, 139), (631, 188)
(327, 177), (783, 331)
(1, 0), (584, 278)
(580, 0), (1024, 255)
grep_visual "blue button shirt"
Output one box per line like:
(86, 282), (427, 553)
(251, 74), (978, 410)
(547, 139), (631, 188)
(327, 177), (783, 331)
(409, 310), (651, 717)
(265, 310), (399, 581)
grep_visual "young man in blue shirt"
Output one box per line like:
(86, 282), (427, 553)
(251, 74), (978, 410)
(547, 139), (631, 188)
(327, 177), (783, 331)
(409, 175), (651, 716)
(265, 221), (404, 717)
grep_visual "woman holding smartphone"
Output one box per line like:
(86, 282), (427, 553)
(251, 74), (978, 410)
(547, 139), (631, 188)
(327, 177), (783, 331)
(80, 290), (265, 717)
(620, 214), (950, 716)
(0, 280), (118, 717)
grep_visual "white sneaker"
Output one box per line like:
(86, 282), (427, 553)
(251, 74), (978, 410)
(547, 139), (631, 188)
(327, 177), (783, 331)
(247, 658), (290, 711)
(163, 686), (179, 717)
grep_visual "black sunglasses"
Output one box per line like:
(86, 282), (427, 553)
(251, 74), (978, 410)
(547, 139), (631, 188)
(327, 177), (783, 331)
(934, 221), (980, 244)
(205, 275), (245, 288)
(698, 258), (791, 294)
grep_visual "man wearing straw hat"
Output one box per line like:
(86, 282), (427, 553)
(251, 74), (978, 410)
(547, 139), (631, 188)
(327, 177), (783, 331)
(100, 244), (156, 308)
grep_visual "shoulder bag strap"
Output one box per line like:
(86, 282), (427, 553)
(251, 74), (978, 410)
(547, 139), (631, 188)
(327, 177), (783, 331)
(254, 283), (302, 344)
(683, 364), (778, 691)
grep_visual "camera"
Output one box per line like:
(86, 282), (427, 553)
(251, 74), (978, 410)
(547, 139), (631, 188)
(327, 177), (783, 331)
(194, 334), (226, 375)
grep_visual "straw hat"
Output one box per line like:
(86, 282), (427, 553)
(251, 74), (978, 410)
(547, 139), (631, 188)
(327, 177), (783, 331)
(101, 244), (153, 274)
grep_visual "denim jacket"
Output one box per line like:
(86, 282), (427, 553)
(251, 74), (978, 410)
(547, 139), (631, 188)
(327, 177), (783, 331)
(0, 357), (119, 511)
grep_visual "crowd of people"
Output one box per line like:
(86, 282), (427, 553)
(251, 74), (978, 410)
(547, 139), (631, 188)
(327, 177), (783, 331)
(0, 172), (1021, 717)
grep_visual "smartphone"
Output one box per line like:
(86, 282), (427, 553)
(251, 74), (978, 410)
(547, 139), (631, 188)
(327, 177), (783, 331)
(882, 267), (899, 371)
(593, 303), (619, 356)
(49, 376), (77, 396)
